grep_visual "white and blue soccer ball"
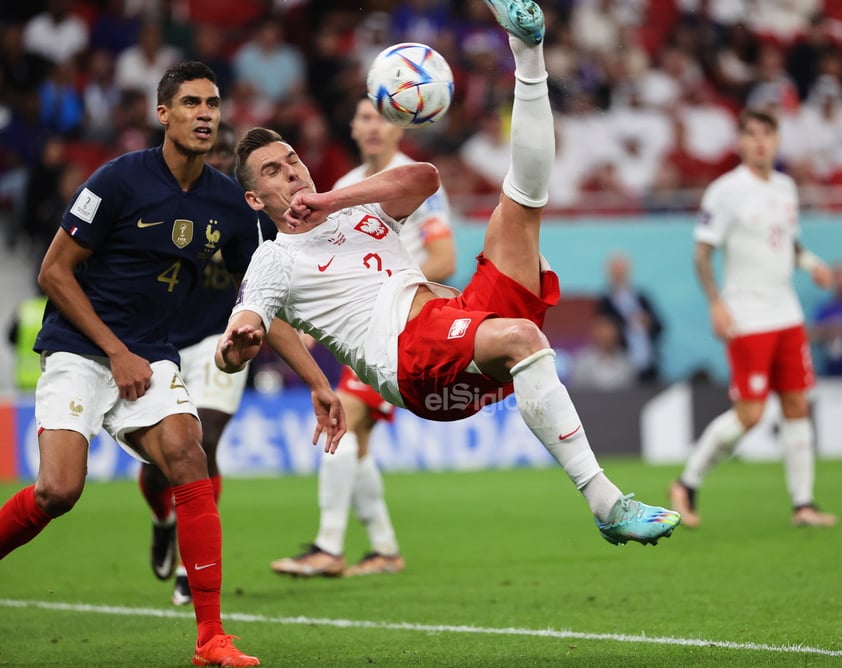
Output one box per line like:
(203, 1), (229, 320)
(366, 42), (454, 128)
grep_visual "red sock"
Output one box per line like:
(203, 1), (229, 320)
(173, 478), (223, 644)
(138, 468), (174, 522)
(210, 474), (222, 504)
(0, 485), (52, 559)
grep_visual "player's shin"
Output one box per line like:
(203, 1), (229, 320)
(315, 431), (359, 556)
(511, 349), (622, 520)
(502, 37), (552, 208)
(172, 478), (223, 644)
(781, 417), (815, 507)
(680, 409), (745, 488)
(353, 454), (399, 556)
(0, 485), (52, 559)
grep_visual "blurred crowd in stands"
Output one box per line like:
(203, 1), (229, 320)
(3, 0), (842, 257)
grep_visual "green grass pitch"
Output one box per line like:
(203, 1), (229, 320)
(1, 458), (841, 666)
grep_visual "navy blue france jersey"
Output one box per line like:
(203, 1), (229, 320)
(169, 211), (275, 350)
(35, 147), (263, 364)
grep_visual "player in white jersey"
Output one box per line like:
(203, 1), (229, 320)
(270, 98), (455, 578)
(670, 107), (837, 529)
(219, 0), (681, 549)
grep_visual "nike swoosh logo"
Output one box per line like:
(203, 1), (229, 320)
(558, 425), (582, 441)
(137, 218), (165, 228)
(194, 562), (217, 571)
(317, 256), (335, 272)
(176, 398), (191, 405)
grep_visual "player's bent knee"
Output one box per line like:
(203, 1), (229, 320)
(34, 480), (84, 517)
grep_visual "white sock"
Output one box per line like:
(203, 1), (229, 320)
(502, 36), (552, 208)
(509, 35), (546, 82)
(314, 431), (359, 555)
(352, 454), (399, 556)
(781, 417), (815, 508)
(511, 349), (622, 519)
(680, 409), (745, 489)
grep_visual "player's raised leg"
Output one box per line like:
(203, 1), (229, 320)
(480, 0), (551, 295)
(477, 0), (680, 545)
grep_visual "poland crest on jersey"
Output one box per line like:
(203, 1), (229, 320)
(354, 215), (389, 239)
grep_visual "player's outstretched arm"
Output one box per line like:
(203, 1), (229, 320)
(263, 318), (346, 453)
(216, 311), (265, 373)
(288, 163), (439, 227)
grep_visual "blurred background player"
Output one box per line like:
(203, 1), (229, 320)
(270, 97), (455, 577)
(669, 107), (837, 529)
(139, 122), (273, 605)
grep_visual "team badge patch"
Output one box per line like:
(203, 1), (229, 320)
(748, 373), (768, 394)
(69, 187), (101, 223)
(354, 215), (388, 239)
(447, 318), (471, 339)
(172, 219), (194, 249)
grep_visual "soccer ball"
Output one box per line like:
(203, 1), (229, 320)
(366, 42), (454, 128)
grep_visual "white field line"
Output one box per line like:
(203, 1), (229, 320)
(2, 598), (841, 658)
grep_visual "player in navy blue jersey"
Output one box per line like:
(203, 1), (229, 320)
(137, 122), (276, 607)
(0, 62), (343, 668)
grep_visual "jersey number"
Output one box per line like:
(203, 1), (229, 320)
(157, 261), (182, 293)
(362, 252), (392, 277)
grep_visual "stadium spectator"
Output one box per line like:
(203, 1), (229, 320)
(185, 23), (235, 97)
(568, 313), (636, 391)
(270, 96), (455, 578)
(22, 0), (89, 66)
(82, 50), (122, 143)
(37, 62), (85, 137)
(0, 61), (343, 667)
(115, 20), (183, 126)
(0, 22), (50, 110)
(810, 262), (842, 376)
(89, 0), (142, 57)
(219, 0), (680, 551)
(231, 17), (306, 105)
(459, 105), (512, 192)
(288, 106), (355, 193)
(596, 252), (664, 383)
(669, 107), (837, 529)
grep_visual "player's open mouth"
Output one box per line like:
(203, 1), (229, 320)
(195, 127), (213, 137)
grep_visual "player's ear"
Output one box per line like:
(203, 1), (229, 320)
(244, 190), (264, 211)
(157, 104), (168, 127)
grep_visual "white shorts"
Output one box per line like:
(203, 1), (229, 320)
(35, 351), (198, 460)
(179, 334), (248, 415)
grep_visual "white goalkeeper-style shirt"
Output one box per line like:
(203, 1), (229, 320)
(232, 203), (458, 406)
(694, 164), (804, 335)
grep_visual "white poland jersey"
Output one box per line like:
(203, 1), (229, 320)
(332, 152), (451, 266)
(694, 164), (803, 335)
(232, 203), (458, 407)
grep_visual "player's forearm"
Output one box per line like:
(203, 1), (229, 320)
(264, 318), (332, 392)
(330, 163), (439, 214)
(693, 243), (720, 303)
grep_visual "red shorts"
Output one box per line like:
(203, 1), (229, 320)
(336, 366), (395, 423)
(726, 324), (814, 401)
(397, 254), (560, 421)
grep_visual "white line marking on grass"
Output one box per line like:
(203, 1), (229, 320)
(2, 598), (841, 658)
